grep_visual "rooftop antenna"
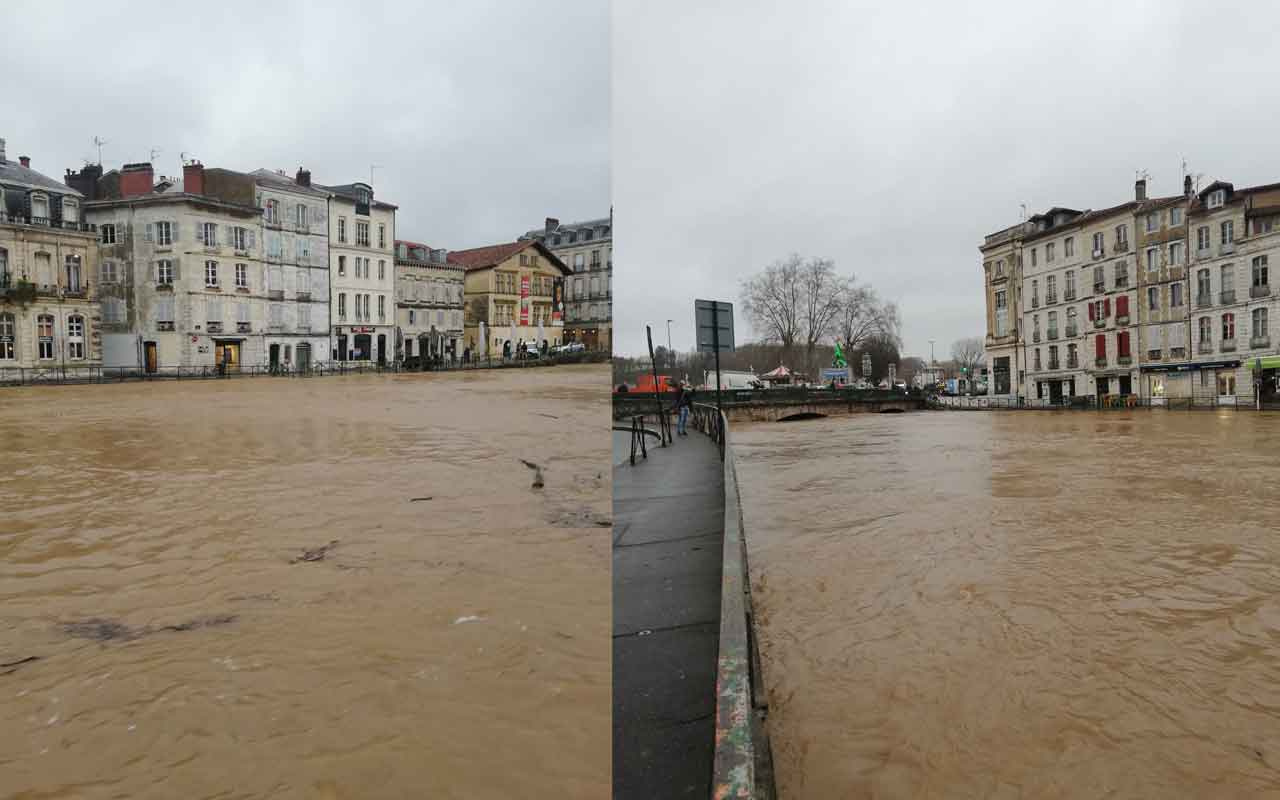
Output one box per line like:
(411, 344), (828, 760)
(1020, 203), (1027, 221)
(92, 136), (108, 165)
(180, 151), (196, 166)
(370, 164), (382, 185)
(149, 146), (162, 162)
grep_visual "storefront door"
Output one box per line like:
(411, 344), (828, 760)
(214, 341), (241, 372)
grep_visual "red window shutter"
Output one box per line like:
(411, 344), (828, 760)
(1105, 297), (1112, 317)
(1117, 296), (1128, 317)
(1088, 302), (1096, 321)
(1118, 331), (1129, 356)
(1096, 334), (1106, 358)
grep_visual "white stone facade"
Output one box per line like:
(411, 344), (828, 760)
(322, 182), (396, 363)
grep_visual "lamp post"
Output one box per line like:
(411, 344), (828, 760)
(666, 320), (673, 368)
(929, 339), (936, 365)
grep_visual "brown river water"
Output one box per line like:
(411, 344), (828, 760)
(0, 365), (610, 799)
(733, 410), (1280, 799)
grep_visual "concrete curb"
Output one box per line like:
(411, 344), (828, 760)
(710, 409), (775, 800)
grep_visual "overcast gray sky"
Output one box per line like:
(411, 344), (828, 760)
(612, 0), (1280, 358)
(0, 0), (608, 250)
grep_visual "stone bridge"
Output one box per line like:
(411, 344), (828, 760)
(613, 389), (924, 424)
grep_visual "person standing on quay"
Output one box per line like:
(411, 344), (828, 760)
(676, 381), (693, 436)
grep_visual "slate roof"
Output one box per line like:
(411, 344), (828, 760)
(447, 239), (569, 274)
(0, 158), (82, 197)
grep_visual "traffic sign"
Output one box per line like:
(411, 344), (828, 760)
(695, 299), (734, 353)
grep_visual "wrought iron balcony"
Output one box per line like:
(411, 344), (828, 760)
(1032, 331), (1041, 343)
(206, 321), (223, 333)
(1147, 350), (1162, 362)
(1251, 284), (1271, 298)
(1094, 282), (1106, 293)
(1220, 290), (1236, 304)
(1048, 360), (1061, 370)
(1046, 293), (1058, 305)
(1221, 338), (1237, 352)
(297, 291), (311, 302)
(157, 321), (175, 331)
(238, 321), (253, 333)
(1094, 317), (1107, 328)
(268, 289), (284, 300)
(1047, 328), (1059, 340)
(1095, 356), (1107, 367)
(1064, 290), (1076, 301)
(1114, 241), (1130, 253)
(1198, 341), (1213, 354)
(1220, 242), (1235, 255)
(1116, 314), (1130, 326)
(1197, 294), (1212, 308)
(1066, 326), (1078, 338)
(1117, 355), (1133, 366)
(1067, 356), (1079, 369)
(1031, 297), (1040, 308)
(1251, 336), (1271, 349)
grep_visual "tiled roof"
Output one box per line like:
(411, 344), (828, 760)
(520, 215), (612, 242)
(317, 182), (398, 210)
(246, 168), (331, 197)
(448, 239), (569, 274)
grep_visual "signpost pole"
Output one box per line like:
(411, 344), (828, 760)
(647, 325), (669, 445)
(712, 303), (722, 418)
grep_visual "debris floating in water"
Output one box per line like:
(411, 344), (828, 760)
(0, 656), (41, 675)
(409, 496), (434, 502)
(519, 459), (545, 489)
(453, 615), (485, 625)
(291, 540), (339, 564)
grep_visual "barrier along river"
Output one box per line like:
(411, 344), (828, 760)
(733, 410), (1280, 799)
(0, 365), (610, 799)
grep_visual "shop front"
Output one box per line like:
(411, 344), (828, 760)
(1245, 356), (1280, 407)
(1147, 359), (1241, 407)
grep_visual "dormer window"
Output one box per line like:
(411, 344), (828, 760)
(63, 198), (79, 223)
(1207, 189), (1225, 209)
(30, 193), (49, 221)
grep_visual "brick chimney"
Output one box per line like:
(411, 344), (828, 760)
(296, 167), (311, 187)
(119, 162), (155, 198)
(1184, 174), (1193, 196)
(0, 138), (6, 163)
(544, 216), (559, 236)
(183, 161), (205, 195)
(1135, 178), (1147, 202)
(18, 156), (29, 168)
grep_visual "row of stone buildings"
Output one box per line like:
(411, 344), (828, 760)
(981, 174), (1280, 405)
(0, 137), (612, 373)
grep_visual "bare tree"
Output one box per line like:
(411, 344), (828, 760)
(800, 257), (846, 377)
(833, 281), (901, 366)
(950, 336), (985, 383)
(740, 255), (804, 366)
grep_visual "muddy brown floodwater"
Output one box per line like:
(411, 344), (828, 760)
(734, 410), (1280, 800)
(0, 365), (610, 800)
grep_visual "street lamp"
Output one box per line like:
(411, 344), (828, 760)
(666, 319), (673, 352)
(929, 339), (936, 365)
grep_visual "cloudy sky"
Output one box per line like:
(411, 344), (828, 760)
(0, 0), (608, 250)
(613, 0), (1280, 358)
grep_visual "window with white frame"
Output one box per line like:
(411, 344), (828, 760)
(1169, 241), (1184, 265)
(338, 293), (347, 319)
(378, 224), (385, 249)
(1170, 207), (1183, 226)
(100, 260), (117, 284)
(30, 194), (48, 220)
(297, 270), (308, 294)
(201, 222), (218, 246)
(238, 301), (250, 324)
(1148, 286), (1159, 311)
(157, 259), (174, 285)
(63, 199), (79, 223)
(1046, 242), (1056, 263)
(1146, 212), (1159, 233)
(37, 314), (53, 359)
(266, 199), (279, 223)
(378, 259), (385, 280)
(236, 263), (248, 288)
(270, 303), (283, 326)
(1146, 247), (1159, 271)
(1115, 224), (1128, 246)
(1254, 255), (1269, 287)
(298, 303), (310, 327)
(234, 226), (248, 250)
(1208, 189), (1225, 208)
(1092, 232), (1103, 253)
(356, 221), (369, 246)
(101, 224), (117, 245)
(1197, 226), (1210, 251)
(1199, 316), (1211, 343)
(156, 294), (174, 324)
(338, 217), (347, 243)
(205, 260), (218, 287)
(1222, 264), (1235, 294)
(207, 298), (222, 322)
(155, 220), (173, 246)
(1064, 238), (1074, 258)
(338, 255), (346, 276)
(65, 255), (82, 292)
(67, 315), (85, 359)
(296, 204), (306, 228)
(378, 295), (385, 320)
(1221, 220), (1234, 244)
(0, 312), (14, 360)
(1171, 282), (1183, 307)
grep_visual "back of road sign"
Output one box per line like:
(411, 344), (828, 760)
(695, 299), (735, 353)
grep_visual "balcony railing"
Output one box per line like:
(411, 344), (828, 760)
(1170, 347), (1186, 360)
(1067, 356), (1079, 369)
(206, 321), (223, 333)
(1031, 297), (1040, 308)
(1047, 328), (1059, 340)
(1115, 277), (1129, 288)
(157, 321), (175, 331)
(1092, 248), (1105, 260)
(1094, 282), (1106, 293)
(1251, 335), (1271, 349)
(1197, 248), (1212, 260)
(1251, 284), (1271, 298)
(1221, 338), (1237, 352)
(1147, 350), (1162, 361)
(297, 291), (311, 302)
(1220, 242), (1235, 255)
(0, 212), (97, 232)
(1197, 294), (1212, 308)
(1198, 341), (1213, 354)
(1064, 290), (1076, 301)
(1116, 314), (1130, 326)
(237, 321), (252, 333)
(1049, 360), (1061, 370)
(1096, 356), (1108, 367)
(1032, 331), (1041, 343)
(268, 289), (284, 300)
(1066, 326), (1078, 338)
(1094, 317), (1107, 328)
(1115, 241), (1129, 253)
(1220, 290), (1236, 304)
(1117, 354), (1133, 366)
(1046, 293), (1058, 305)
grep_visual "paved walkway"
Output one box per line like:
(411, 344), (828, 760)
(613, 432), (725, 799)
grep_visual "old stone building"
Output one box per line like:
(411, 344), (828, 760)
(520, 213), (612, 351)
(983, 174), (1280, 405)
(0, 139), (101, 374)
(394, 239), (465, 363)
(452, 239), (569, 358)
(75, 160), (264, 371)
(319, 180), (396, 364)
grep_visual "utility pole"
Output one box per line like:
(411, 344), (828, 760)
(666, 320), (673, 361)
(92, 136), (108, 165)
(929, 339), (936, 365)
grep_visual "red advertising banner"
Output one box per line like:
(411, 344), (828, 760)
(552, 276), (565, 322)
(519, 275), (531, 326)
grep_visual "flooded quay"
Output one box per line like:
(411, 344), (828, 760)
(734, 410), (1280, 799)
(0, 365), (610, 799)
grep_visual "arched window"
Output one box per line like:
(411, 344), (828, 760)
(37, 314), (54, 359)
(0, 312), (15, 360)
(67, 315), (85, 359)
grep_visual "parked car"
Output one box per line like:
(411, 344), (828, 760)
(554, 341), (586, 355)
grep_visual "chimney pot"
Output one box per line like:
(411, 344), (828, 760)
(1135, 178), (1147, 202)
(119, 162), (156, 198)
(544, 216), (559, 236)
(18, 155), (30, 168)
(296, 167), (311, 187)
(1184, 174), (1193, 196)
